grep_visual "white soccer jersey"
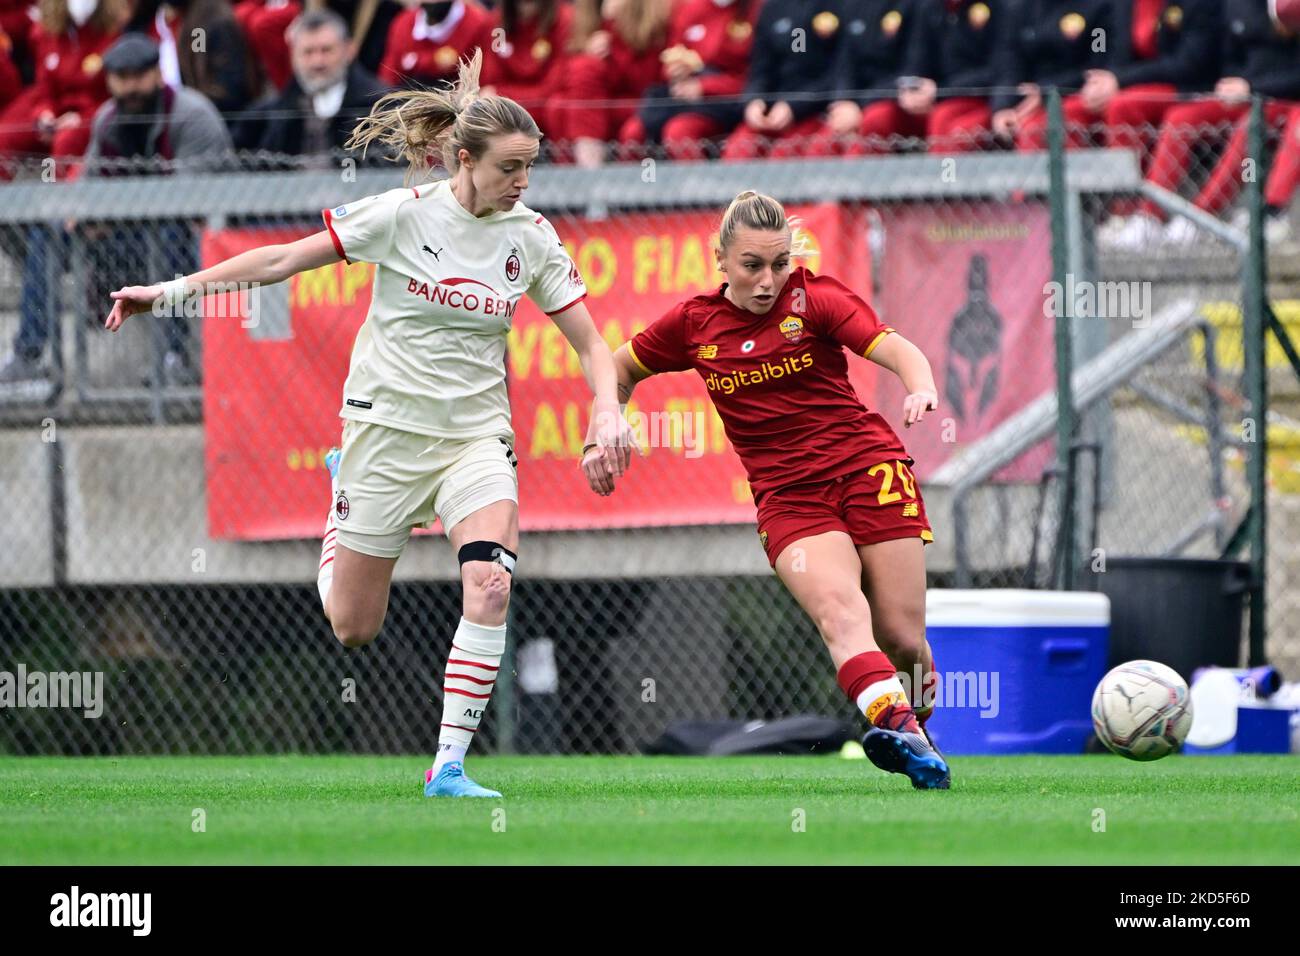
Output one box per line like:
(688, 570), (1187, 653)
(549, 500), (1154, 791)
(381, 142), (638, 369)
(321, 179), (587, 439)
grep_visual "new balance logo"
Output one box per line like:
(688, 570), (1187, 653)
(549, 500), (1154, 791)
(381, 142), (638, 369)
(902, 502), (919, 517)
(698, 344), (718, 359)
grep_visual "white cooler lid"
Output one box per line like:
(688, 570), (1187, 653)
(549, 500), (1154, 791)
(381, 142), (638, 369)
(926, 589), (1110, 627)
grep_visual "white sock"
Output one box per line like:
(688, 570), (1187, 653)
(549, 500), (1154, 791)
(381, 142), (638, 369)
(317, 515), (337, 612)
(855, 676), (908, 724)
(317, 469), (340, 613)
(433, 617), (506, 774)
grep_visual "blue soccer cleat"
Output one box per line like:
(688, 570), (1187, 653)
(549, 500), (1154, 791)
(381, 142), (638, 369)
(424, 762), (502, 798)
(862, 726), (951, 790)
(325, 446), (341, 481)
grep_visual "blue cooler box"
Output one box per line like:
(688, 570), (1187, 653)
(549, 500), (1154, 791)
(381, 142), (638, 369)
(1183, 704), (1294, 754)
(924, 590), (1110, 754)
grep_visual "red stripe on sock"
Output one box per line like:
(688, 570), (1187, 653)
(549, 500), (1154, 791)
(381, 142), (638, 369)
(441, 722), (477, 732)
(446, 657), (499, 671)
(319, 556), (335, 570)
(445, 688), (492, 700)
(445, 672), (494, 686)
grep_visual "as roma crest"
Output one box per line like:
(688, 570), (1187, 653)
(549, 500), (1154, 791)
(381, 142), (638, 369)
(779, 315), (805, 342)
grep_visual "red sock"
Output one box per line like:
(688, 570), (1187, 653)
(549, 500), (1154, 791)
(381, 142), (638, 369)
(837, 651), (920, 733)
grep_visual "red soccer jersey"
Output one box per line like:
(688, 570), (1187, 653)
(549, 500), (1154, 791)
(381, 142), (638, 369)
(234, 0), (302, 91)
(29, 23), (118, 120)
(627, 267), (908, 496)
(665, 0), (755, 96)
(480, 2), (573, 91)
(379, 2), (492, 89)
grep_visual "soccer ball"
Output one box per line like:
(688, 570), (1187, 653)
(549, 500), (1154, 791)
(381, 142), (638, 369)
(1091, 660), (1193, 761)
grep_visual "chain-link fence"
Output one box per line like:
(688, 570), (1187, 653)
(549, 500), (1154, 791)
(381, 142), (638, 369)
(2, 94), (1298, 755)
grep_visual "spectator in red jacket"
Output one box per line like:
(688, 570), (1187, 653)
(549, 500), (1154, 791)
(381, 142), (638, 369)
(0, 0), (126, 179)
(379, 0), (491, 89)
(479, 0), (572, 155)
(631, 0), (754, 160)
(235, 0), (302, 92)
(560, 0), (671, 166)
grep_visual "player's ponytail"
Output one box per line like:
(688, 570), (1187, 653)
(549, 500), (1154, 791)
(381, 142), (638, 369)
(346, 49), (542, 183)
(717, 190), (814, 258)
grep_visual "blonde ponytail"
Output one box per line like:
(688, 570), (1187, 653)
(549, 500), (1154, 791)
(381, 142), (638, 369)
(347, 49), (541, 182)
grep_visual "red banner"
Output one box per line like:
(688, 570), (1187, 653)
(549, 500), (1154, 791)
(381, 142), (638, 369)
(873, 203), (1055, 481)
(202, 203), (873, 540)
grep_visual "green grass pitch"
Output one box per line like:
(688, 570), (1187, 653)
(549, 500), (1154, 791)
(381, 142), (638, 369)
(1, 755), (1295, 865)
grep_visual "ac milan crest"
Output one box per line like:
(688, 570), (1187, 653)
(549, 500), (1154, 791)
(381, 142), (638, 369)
(335, 492), (350, 521)
(505, 252), (521, 282)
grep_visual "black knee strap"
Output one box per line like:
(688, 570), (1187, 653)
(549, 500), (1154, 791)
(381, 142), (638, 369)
(458, 541), (517, 574)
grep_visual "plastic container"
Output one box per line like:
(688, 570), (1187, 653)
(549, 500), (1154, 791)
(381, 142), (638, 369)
(1183, 704), (1294, 755)
(924, 589), (1110, 754)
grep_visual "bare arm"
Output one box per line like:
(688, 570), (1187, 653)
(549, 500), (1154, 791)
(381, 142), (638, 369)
(548, 299), (621, 412)
(869, 332), (939, 427)
(586, 343), (652, 433)
(105, 230), (342, 331)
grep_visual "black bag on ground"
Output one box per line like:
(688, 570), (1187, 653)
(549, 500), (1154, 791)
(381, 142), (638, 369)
(642, 715), (852, 756)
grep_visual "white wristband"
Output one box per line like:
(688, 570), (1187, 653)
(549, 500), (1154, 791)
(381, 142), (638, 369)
(157, 278), (188, 307)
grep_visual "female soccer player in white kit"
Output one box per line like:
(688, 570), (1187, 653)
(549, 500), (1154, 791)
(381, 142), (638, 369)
(104, 51), (632, 799)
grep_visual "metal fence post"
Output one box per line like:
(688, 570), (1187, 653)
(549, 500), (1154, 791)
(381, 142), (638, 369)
(1047, 88), (1077, 589)
(1242, 95), (1268, 666)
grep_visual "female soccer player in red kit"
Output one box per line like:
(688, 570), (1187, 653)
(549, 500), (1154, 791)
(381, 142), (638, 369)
(584, 191), (951, 789)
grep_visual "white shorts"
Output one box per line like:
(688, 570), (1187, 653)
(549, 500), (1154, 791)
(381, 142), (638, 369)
(332, 420), (519, 559)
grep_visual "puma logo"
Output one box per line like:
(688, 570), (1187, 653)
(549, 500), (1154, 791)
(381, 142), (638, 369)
(422, 245), (443, 260)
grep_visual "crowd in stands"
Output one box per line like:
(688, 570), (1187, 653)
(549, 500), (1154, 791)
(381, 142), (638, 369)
(0, 1), (1297, 213)
(1, 0), (1299, 381)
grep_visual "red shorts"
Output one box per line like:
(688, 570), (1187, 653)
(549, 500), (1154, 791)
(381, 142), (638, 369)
(754, 458), (934, 567)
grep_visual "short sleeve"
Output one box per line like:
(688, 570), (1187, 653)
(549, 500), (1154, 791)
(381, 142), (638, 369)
(627, 303), (692, 375)
(808, 272), (894, 357)
(527, 216), (588, 315)
(321, 188), (406, 264)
